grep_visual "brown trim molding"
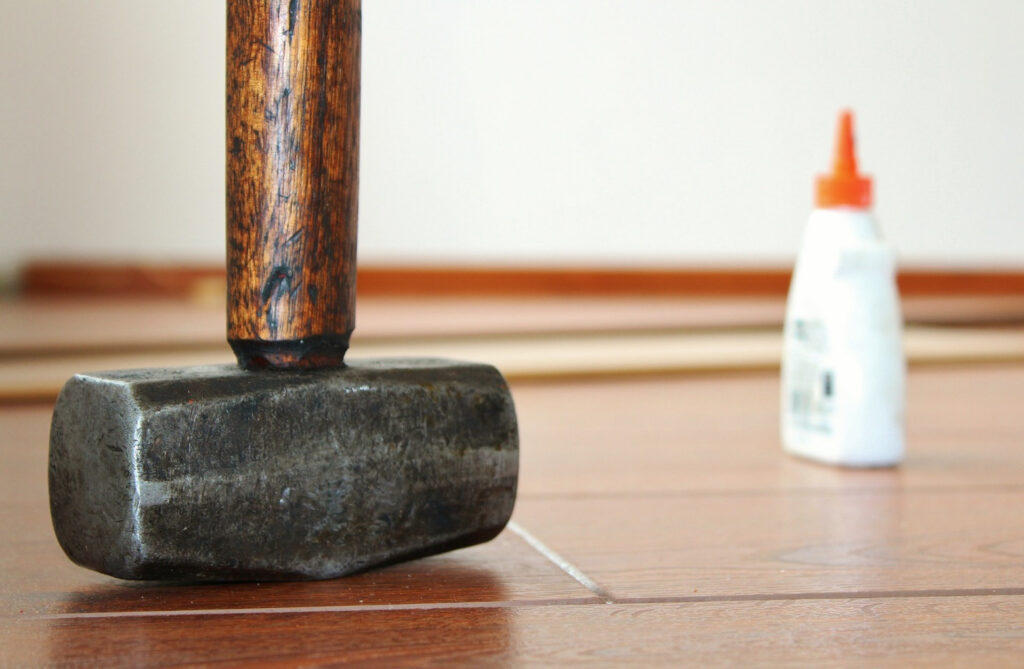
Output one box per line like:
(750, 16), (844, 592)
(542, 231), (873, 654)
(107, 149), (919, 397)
(18, 261), (1024, 298)
(895, 270), (1024, 296)
(20, 262), (225, 298)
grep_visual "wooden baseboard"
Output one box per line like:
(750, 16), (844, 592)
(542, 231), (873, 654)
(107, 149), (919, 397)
(20, 262), (225, 298)
(17, 261), (1024, 298)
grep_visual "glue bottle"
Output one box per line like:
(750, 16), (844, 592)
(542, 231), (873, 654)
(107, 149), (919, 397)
(781, 110), (905, 467)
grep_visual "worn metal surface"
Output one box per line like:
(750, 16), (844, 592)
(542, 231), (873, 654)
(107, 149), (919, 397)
(49, 359), (518, 581)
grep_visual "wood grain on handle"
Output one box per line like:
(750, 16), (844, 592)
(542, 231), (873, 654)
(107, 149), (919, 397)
(226, 0), (360, 369)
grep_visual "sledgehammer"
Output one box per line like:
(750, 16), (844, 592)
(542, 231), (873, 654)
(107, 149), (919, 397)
(47, 0), (519, 581)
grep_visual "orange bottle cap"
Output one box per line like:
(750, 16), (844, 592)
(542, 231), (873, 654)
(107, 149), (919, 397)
(815, 110), (872, 209)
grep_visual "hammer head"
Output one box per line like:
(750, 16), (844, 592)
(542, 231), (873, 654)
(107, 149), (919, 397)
(49, 359), (518, 581)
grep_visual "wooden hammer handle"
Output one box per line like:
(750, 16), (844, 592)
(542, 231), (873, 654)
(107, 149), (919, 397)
(226, 0), (360, 369)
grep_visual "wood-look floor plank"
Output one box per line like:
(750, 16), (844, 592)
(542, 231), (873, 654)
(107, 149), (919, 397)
(512, 487), (1024, 600)
(6, 596), (1024, 667)
(0, 406), (596, 617)
(1, 508), (597, 617)
(515, 364), (1024, 497)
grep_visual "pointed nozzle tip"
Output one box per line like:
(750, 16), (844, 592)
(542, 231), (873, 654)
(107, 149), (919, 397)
(834, 109), (858, 174)
(815, 109), (872, 209)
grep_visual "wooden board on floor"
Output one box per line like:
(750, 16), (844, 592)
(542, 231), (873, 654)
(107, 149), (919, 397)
(2, 325), (1024, 403)
(4, 295), (1024, 359)
(0, 296), (788, 357)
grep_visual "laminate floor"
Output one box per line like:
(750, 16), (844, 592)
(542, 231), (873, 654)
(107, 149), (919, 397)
(2, 298), (1024, 665)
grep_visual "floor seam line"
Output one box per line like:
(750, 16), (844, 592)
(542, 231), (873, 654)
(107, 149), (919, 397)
(9, 597), (605, 622)
(506, 521), (614, 603)
(517, 484), (1024, 501)
(17, 587), (1024, 621)
(611, 587), (1024, 605)
(23, 586), (1024, 622)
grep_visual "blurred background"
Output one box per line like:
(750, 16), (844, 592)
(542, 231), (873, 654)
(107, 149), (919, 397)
(2, 0), (1022, 291)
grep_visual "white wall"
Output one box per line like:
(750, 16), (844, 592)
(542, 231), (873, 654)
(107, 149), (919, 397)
(2, 1), (1023, 285)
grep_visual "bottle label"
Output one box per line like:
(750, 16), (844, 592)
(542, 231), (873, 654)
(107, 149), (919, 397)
(786, 318), (834, 434)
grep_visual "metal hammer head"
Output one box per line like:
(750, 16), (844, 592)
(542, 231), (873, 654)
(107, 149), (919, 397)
(49, 360), (518, 581)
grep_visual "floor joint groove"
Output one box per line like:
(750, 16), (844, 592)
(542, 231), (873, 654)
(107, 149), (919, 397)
(506, 521), (614, 603)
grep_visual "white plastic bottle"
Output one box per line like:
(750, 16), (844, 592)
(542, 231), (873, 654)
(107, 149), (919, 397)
(781, 110), (905, 467)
